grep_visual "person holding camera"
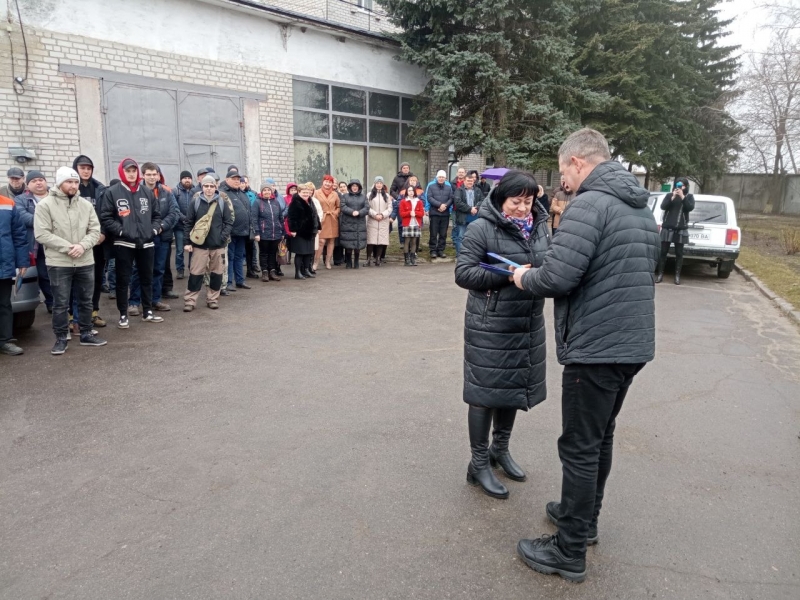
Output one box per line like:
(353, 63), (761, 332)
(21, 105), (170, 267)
(656, 178), (695, 285)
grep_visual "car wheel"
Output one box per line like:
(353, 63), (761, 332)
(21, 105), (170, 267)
(717, 260), (734, 279)
(12, 310), (36, 330)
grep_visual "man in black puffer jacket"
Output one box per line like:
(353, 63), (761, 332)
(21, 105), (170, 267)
(513, 129), (660, 583)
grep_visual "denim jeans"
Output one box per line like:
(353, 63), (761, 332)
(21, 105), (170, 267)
(227, 235), (247, 286)
(174, 228), (185, 273)
(49, 265), (94, 337)
(36, 243), (53, 309)
(151, 236), (169, 304)
(452, 224), (468, 255)
(107, 258), (116, 293)
(556, 363), (645, 558)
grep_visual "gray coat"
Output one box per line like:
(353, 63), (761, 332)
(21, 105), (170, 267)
(455, 199), (551, 410)
(339, 180), (368, 250)
(521, 161), (660, 365)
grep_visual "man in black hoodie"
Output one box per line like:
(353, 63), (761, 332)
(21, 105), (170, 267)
(512, 129), (660, 583)
(73, 155), (109, 328)
(99, 158), (163, 329)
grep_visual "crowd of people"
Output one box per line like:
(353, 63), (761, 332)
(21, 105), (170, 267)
(0, 156), (577, 358)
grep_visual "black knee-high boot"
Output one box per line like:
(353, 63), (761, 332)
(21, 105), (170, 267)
(466, 406), (509, 499)
(302, 254), (315, 278)
(295, 259), (306, 280)
(655, 241), (669, 284)
(354, 249), (361, 269)
(674, 243), (684, 285)
(489, 408), (526, 481)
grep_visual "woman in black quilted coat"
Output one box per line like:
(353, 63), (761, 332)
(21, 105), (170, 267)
(454, 170), (551, 499)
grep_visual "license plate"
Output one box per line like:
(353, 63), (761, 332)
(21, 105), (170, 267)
(689, 231), (711, 240)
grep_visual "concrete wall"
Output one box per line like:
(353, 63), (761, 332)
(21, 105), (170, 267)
(704, 174), (800, 215)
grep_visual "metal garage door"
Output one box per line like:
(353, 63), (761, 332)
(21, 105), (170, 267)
(102, 81), (244, 186)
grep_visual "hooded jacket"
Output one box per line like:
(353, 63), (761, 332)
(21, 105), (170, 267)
(252, 194), (284, 241)
(520, 160), (660, 365)
(99, 158), (161, 249)
(220, 181), (253, 238)
(338, 180), (368, 250)
(72, 155), (107, 215)
(0, 193), (29, 279)
(455, 199), (551, 410)
(34, 186), (101, 268)
(173, 180), (195, 226)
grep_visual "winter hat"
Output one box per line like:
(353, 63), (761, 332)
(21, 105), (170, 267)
(265, 177), (277, 186)
(436, 170), (447, 179)
(374, 176), (384, 184)
(201, 175), (217, 187)
(180, 170), (192, 180)
(7, 167), (24, 178)
(26, 170), (46, 184)
(55, 167), (80, 188)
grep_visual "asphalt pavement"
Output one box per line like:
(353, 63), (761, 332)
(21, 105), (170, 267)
(1, 259), (799, 599)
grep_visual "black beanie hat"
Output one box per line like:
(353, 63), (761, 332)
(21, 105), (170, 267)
(180, 170), (192, 180)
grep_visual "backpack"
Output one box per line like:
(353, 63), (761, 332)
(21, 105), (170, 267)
(190, 196), (223, 245)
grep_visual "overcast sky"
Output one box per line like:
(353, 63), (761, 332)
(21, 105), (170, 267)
(718, 0), (773, 55)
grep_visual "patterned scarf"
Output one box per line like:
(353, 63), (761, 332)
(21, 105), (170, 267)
(502, 212), (534, 240)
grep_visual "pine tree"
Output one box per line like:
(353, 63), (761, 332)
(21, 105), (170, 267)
(382, 0), (605, 169)
(572, 0), (740, 184)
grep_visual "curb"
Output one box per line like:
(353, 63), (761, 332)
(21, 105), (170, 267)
(734, 263), (800, 326)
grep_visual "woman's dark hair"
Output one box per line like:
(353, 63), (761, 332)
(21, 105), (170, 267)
(406, 185), (417, 197)
(490, 170), (539, 211)
(674, 177), (690, 191)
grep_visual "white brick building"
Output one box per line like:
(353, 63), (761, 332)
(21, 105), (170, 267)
(0, 0), (456, 190)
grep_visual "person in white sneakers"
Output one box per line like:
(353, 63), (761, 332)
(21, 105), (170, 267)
(34, 167), (106, 355)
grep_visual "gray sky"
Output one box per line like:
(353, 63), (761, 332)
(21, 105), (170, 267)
(719, 0), (773, 55)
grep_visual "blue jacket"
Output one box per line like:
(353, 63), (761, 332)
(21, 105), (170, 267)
(173, 183), (194, 228)
(251, 195), (284, 241)
(14, 190), (46, 252)
(1, 194), (30, 279)
(425, 180), (453, 213)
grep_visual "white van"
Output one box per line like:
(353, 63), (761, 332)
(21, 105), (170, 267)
(648, 193), (741, 279)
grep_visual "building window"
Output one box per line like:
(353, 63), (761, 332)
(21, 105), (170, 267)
(358, 0), (374, 11)
(292, 79), (427, 185)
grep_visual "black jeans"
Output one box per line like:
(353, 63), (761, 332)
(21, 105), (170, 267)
(258, 239), (280, 274)
(49, 264), (94, 337)
(0, 278), (12, 343)
(92, 245), (105, 311)
(428, 214), (449, 255)
(114, 245), (155, 315)
(163, 242), (173, 292)
(557, 363), (645, 558)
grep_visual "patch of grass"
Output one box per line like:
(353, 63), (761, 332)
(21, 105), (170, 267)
(780, 228), (800, 255)
(737, 246), (800, 310)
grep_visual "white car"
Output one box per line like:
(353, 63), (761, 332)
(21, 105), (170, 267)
(648, 193), (741, 279)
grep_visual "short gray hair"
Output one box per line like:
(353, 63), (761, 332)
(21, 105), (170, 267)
(558, 128), (611, 165)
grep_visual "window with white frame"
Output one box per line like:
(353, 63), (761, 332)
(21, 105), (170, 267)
(292, 79), (428, 187)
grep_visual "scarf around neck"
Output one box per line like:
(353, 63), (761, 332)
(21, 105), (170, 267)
(502, 211), (534, 240)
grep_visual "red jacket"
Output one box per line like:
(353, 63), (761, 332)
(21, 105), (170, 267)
(399, 197), (425, 227)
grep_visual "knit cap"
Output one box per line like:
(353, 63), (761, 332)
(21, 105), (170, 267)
(436, 170), (447, 178)
(55, 167), (79, 188)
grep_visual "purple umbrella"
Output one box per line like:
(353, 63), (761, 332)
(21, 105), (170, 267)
(480, 167), (509, 181)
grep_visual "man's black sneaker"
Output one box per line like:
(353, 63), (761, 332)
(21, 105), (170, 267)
(80, 334), (108, 346)
(51, 337), (68, 355)
(0, 342), (24, 356)
(118, 315), (129, 329)
(220, 288), (230, 296)
(142, 311), (164, 323)
(517, 535), (586, 583)
(546, 502), (598, 545)
(176, 270), (185, 280)
(236, 283), (252, 289)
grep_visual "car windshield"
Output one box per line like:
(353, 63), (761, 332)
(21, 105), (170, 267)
(690, 201), (727, 225)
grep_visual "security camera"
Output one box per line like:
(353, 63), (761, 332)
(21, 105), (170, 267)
(9, 147), (36, 164)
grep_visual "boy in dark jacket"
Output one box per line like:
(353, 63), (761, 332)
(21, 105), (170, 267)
(73, 155), (108, 327)
(99, 157), (163, 329)
(513, 129), (660, 583)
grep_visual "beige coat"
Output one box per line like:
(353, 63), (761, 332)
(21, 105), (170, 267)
(550, 189), (574, 229)
(366, 189), (392, 246)
(34, 187), (101, 268)
(314, 187), (340, 239)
